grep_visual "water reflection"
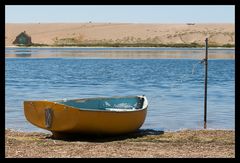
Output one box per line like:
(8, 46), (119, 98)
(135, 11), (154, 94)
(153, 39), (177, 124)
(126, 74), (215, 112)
(14, 49), (32, 57)
(15, 53), (32, 57)
(5, 47), (234, 59)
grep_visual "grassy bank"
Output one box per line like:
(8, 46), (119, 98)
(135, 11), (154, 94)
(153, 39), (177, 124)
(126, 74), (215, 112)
(15, 42), (235, 48)
(5, 129), (235, 158)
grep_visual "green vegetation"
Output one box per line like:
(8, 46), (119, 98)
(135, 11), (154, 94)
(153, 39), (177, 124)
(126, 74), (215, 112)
(15, 41), (235, 48)
(30, 43), (50, 47)
(220, 44), (235, 48)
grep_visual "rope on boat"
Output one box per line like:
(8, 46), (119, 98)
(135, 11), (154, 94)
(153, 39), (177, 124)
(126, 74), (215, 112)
(30, 102), (54, 128)
(45, 108), (53, 128)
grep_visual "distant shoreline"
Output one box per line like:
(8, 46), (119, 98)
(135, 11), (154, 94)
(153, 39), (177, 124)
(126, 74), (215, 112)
(5, 46), (235, 50)
(6, 23), (234, 48)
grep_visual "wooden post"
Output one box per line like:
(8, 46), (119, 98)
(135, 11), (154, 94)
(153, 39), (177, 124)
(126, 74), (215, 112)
(204, 38), (208, 129)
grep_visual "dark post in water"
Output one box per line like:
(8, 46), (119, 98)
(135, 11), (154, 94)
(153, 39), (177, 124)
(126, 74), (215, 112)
(204, 38), (208, 129)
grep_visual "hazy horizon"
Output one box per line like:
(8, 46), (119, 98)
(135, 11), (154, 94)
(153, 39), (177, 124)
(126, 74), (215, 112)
(6, 5), (234, 24)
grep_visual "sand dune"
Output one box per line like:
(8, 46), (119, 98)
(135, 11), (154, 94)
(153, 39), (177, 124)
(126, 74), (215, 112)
(5, 23), (234, 46)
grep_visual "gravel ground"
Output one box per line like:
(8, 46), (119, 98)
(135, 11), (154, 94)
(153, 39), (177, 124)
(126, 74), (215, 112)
(5, 129), (235, 158)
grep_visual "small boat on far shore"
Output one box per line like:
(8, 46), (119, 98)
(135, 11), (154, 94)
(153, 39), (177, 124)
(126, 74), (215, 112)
(24, 95), (148, 137)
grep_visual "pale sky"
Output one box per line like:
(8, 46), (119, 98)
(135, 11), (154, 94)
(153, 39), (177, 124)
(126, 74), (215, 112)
(5, 5), (235, 23)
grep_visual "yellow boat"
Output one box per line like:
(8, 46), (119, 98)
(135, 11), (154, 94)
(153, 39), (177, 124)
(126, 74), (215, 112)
(24, 95), (148, 137)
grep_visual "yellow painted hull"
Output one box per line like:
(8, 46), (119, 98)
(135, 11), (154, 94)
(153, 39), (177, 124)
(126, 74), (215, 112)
(24, 96), (147, 135)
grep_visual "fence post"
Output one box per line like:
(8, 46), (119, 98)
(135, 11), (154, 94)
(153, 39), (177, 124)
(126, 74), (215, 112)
(204, 38), (208, 129)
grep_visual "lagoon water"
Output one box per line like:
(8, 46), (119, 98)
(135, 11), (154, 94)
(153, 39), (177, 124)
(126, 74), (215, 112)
(5, 48), (235, 132)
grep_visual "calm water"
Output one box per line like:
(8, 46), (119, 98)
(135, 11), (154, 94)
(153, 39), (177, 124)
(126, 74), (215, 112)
(5, 48), (235, 132)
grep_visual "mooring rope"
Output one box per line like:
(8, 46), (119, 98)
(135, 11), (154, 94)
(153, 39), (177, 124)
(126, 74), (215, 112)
(169, 60), (204, 91)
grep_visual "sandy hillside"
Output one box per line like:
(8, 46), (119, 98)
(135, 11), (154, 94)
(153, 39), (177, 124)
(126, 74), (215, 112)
(5, 23), (234, 46)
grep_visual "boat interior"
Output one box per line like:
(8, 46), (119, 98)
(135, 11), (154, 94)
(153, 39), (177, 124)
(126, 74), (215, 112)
(56, 96), (144, 111)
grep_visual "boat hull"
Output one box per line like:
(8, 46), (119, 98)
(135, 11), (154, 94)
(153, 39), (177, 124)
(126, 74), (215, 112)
(24, 96), (147, 135)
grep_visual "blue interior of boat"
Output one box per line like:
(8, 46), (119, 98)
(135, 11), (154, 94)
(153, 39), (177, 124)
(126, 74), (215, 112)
(57, 97), (143, 111)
